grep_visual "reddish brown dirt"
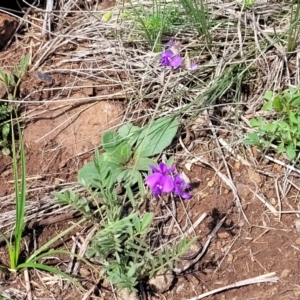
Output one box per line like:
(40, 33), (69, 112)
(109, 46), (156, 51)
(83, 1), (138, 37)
(1, 4), (300, 300)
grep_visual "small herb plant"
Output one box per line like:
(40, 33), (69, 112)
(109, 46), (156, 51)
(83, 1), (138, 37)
(55, 116), (194, 292)
(0, 55), (30, 155)
(0, 55), (29, 101)
(0, 117), (89, 285)
(126, 4), (185, 51)
(244, 0), (255, 8)
(245, 87), (300, 160)
(78, 116), (179, 204)
(178, 0), (211, 44)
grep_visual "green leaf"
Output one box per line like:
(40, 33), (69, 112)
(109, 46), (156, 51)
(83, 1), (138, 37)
(2, 123), (10, 139)
(141, 213), (153, 232)
(117, 169), (141, 186)
(112, 142), (132, 164)
(290, 96), (300, 107)
(273, 96), (283, 111)
(249, 118), (264, 127)
(244, 133), (259, 145)
(277, 143), (285, 153)
(278, 121), (289, 130)
(132, 214), (141, 232)
(266, 123), (277, 132)
(286, 144), (296, 160)
(17, 262), (78, 285)
(135, 157), (154, 171)
(118, 123), (141, 146)
(264, 90), (273, 101)
(289, 112), (298, 124)
(262, 101), (272, 111)
(102, 131), (132, 164)
(78, 162), (99, 187)
(127, 262), (138, 278)
(135, 117), (179, 157)
(101, 153), (124, 170)
(125, 184), (136, 207)
(102, 131), (124, 153)
(260, 124), (269, 132)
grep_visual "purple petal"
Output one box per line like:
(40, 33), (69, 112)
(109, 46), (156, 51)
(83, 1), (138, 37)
(189, 62), (198, 70)
(158, 162), (175, 174)
(179, 191), (192, 199)
(166, 40), (175, 48)
(160, 175), (174, 193)
(174, 174), (183, 183)
(173, 174), (192, 199)
(149, 165), (160, 173)
(161, 51), (173, 66)
(146, 173), (163, 189)
(152, 185), (162, 197)
(169, 55), (182, 69)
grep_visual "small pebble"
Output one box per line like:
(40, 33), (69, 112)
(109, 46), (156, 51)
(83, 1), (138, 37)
(216, 241), (222, 250)
(227, 254), (234, 263)
(247, 168), (262, 184)
(280, 269), (292, 279)
(217, 230), (229, 239)
(207, 180), (214, 187)
(149, 269), (174, 293)
(234, 162), (241, 170)
(295, 219), (300, 232)
(34, 70), (53, 83)
(79, 267), (90, 277)
(223, 189), (229, 195)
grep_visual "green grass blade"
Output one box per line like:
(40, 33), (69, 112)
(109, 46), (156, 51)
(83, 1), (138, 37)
(25, 218), (86, 263)
(16, 263), (80, 286)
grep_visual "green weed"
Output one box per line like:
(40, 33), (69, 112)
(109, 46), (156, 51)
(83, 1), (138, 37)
(286, 2), (300, 52)
(0, 55), (29, 155)
(127, 2), (185, 51)
(178, 0), (211, 45)
(0, 115), (90, 287)
(55, 116), (194, 292)
(245, 87), (300, 160)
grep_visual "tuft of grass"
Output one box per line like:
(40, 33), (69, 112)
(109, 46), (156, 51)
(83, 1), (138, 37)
(0, 55), (29, 155)
(178, 0), (211, 45)
(286, 2), (300, 53)
(0, 113), (91, 287)
(127, 0), (186, 51)
(245, 87), (300, 160)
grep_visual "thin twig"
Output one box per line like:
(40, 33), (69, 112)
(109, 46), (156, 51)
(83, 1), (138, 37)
(24, 269), (32, 300)
(186, 272), (279, 300)
(173, 212), (229, 274)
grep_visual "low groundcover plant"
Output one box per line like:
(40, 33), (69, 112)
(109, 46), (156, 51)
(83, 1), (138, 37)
(245, 87), (300, 160)
(55, 116), (195, 293)
(0, 116), (90, 288)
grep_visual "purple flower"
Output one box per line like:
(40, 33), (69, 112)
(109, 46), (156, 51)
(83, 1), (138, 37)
(166, 40), (181, 55)
(161, 51), (173, 66)
(146, 162), (192, 199)
(188, 62), (198, 71)
(173, 174), (192, 199)
(149, 162), (175, 174)
(169, 55), (182, 68)
(161, 51), (182, 69)
(146, 172), (174, 197)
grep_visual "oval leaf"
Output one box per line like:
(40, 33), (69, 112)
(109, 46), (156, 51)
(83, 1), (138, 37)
(135, 117), (179, 157)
